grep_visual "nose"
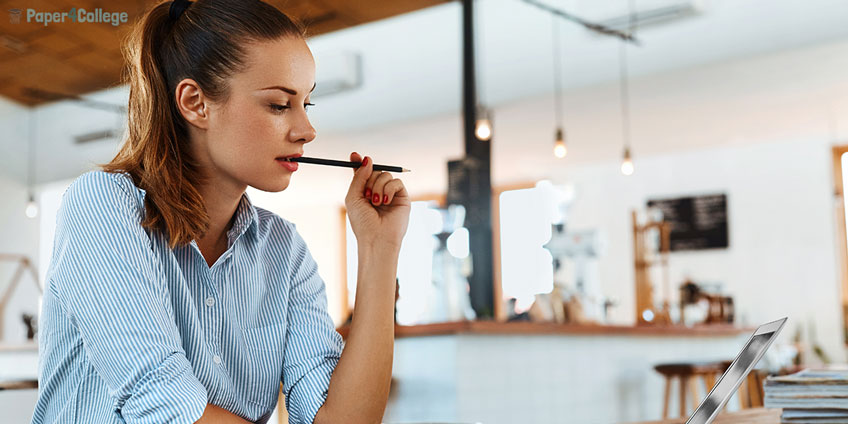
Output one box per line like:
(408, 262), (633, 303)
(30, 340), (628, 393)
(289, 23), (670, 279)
(290, 111), (317, 144)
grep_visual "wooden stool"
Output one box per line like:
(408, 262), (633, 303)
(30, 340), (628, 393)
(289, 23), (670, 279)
(654, 361), (728, 419)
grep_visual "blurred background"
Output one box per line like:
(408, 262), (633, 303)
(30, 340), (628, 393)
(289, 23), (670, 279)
(2, 0), (848, 423)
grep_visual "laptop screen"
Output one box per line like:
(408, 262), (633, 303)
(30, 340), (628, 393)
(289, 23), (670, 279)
(685, 318), (786, 424)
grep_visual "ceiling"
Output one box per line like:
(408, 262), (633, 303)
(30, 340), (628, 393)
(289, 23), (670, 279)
(2, 0), (848, 187)
(0, 0), (448, 106)
(302, 0), (848, 133)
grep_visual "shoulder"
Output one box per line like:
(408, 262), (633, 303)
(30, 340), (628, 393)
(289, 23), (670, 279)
(62, 170), (145, 217)
(253, 206), (304, 247)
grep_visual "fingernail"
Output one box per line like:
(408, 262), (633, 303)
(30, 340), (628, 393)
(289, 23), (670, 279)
(373, 193), (380, 204)
(383, 194), (389, 204)
(365, 188), (372, 198)
(363, 157), (370, 166)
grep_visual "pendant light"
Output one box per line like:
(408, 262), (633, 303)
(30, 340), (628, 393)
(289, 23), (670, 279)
(552, 14), (567, 159)
(475, 104), (493, 141)
(619, 1), (636, 176)
(25, 109), (38, 219)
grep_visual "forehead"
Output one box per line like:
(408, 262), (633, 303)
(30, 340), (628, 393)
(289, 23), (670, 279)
(234, 36), (315, 92)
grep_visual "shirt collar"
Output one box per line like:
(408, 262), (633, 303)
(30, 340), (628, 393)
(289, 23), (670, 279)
(226, 191), (259, 245)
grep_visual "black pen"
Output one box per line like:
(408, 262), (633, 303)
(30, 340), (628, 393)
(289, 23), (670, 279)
(283, 156), (411, 173)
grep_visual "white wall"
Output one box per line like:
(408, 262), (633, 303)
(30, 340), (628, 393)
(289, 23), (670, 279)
(556, 137), (844, 362)
(0, 176), (40, 345)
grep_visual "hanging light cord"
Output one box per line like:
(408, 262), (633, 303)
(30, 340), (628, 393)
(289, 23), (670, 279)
(619, 0), (636, 150)
(27, 110), (36, 193)
(619, 41), (630, 150)
(553, 15), (563, 129)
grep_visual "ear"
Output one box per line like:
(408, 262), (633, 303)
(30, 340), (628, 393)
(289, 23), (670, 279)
(174, 78), (209, 130)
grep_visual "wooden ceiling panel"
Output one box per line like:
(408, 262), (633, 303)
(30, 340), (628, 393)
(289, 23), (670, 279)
(0, 51), (56, 76)
(66, 50), (123, 78)
(0, 0), (449, 106)
(27, 29), (88, 57)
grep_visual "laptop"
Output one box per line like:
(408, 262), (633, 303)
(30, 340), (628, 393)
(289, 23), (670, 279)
(685, 317), (788, 424)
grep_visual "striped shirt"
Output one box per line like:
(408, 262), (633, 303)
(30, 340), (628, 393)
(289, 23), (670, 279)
(31, 170), (344, 424)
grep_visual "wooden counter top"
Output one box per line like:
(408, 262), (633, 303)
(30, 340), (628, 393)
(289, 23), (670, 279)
(336, 320), (753, 339)
(630, 408), (780, 423)
(0, 379), (37, 391)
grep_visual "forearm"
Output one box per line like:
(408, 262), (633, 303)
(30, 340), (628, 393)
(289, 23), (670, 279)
(315, 245), (399, 424)
(194, 404), (252, 423)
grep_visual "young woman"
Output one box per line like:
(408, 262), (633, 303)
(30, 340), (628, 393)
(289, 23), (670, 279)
(31, 1), (410, 423)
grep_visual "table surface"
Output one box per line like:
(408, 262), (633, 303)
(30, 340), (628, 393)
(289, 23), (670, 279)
(632, 408), (781, 423)
(0, 379), (38, 391)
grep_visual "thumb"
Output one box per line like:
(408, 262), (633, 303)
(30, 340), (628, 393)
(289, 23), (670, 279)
(347, 152), (372, 194)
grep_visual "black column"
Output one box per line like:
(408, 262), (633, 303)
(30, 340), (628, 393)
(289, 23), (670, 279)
(456, 0), (494, 318)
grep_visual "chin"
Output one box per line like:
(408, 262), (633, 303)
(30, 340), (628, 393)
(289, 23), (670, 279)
(250, 175), (291, 193)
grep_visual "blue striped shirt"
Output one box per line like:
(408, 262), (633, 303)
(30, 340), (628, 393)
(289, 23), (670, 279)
(32, 170), (344, 424)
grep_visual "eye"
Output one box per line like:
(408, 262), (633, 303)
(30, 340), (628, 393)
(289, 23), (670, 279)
(269, 103), (315, 113)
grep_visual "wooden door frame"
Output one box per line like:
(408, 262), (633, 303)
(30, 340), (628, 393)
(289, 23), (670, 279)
(832, 145), (848, 345)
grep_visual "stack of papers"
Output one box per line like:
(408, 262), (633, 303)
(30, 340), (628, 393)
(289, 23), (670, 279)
(764, 369), (848, 423)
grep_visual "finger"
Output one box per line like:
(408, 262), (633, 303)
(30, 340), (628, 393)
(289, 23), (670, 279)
(346, 152), (372, 196)
(371, 172), (394, 206)
(381, 179), (407, 205)
(365, 170), (383, 200)
(350, 152), (363, 172)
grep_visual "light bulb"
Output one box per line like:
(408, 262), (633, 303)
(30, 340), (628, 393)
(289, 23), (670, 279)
(553, 128), (567, 159)
(621, 147), (634, 176)
(25, 198), (39, 219)
(621, 158), (634, 176)
(475, 118), (492, 141)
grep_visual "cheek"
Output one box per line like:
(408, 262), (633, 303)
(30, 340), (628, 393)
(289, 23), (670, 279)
(205, 105), (289, 185)
(213, 106), (279, 159)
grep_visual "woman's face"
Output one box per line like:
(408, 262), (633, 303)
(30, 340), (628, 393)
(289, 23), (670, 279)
(201, 36), (317, 193)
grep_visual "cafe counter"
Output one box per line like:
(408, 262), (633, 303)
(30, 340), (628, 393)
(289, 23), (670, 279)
(336, 320), (754, 424)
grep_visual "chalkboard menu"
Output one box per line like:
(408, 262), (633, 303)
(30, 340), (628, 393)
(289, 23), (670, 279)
(647, 194), (729, 251)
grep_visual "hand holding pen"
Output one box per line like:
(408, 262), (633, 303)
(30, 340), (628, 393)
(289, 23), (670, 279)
(343, 152), (411, 250)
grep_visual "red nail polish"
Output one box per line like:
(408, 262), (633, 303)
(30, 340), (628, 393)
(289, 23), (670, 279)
(363, 157), (369, 166)
(383, 194), (389, 204)
(373, 193), (380, 204)
(365, 188), (371, 198)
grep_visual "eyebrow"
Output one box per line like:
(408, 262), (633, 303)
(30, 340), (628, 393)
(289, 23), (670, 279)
(259, 82), (317, 95)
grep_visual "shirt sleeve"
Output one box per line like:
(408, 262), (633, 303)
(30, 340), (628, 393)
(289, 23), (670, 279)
(50, 171), (208, 424)
(282, 224), (345, 424)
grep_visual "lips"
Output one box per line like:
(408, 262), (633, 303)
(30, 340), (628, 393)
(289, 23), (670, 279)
(275, 153), (302, 161)
(276, 153), (301, 172)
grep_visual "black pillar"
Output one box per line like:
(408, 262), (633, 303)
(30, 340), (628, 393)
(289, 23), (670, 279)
(454, 0), (494, 318)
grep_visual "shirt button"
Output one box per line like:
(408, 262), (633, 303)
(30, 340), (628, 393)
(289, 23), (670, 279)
(205, 297), (215, 307)
(213, 355), (222, 365)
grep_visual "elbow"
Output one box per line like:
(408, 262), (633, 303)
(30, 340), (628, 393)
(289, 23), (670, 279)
(312, 403), (387, 424)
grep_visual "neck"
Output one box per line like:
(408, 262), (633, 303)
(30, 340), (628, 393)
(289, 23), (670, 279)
(196, 172), (247, 249)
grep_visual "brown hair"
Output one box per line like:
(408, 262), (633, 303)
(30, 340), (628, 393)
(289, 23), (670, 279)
(101, 0), (305, 249)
